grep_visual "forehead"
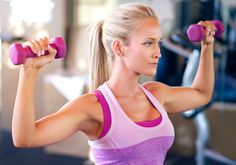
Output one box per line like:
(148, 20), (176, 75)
(131, 17), (162, 41)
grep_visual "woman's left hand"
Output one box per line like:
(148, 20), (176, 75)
(198, 20), (216, 46)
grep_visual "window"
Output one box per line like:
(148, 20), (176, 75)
(9, 0), (55, 37)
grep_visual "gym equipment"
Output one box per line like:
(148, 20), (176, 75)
(187, 20), (225, 42)
(163, 22), (236, 164)
(182, 48), (236, 165)
(9, 37), (66, 65)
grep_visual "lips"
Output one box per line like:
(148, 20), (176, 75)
(149, 63), (158, 67)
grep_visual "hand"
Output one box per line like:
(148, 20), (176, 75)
(22, 37), (57, 69)
(197, 21), (216, 46)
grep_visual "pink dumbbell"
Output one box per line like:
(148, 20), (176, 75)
(187, 20), (225, 42)
(9, 37), (67, 65)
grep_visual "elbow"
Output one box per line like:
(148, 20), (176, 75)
(194, 86), (214, 106)
(202, 92), (214, 106)
(207, 94), (213, 104)
(13, 142), (26, 148)
(12, 136), (33, 148)
(13, 141), (32, 148)
(207, 89), (214, 103)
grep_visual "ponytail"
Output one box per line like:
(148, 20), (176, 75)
(88, 20), (111, 92)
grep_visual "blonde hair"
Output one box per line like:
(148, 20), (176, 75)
(88, 3), (158, 91)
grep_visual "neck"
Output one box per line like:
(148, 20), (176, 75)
(107, 59), (141, 97)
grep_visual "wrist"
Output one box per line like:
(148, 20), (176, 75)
(201, 42), (214, 50)
(20, 65), (39, 77)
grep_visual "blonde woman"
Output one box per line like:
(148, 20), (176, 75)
(12, 3), (216, 165)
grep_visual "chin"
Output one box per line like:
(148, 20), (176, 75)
(137, 68), (157, 77)
(143, 71), (157, 77)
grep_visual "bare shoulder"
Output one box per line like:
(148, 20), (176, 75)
(70, 92), (103, 139)
(69, 92), (102, 120)
(142, 81), (170, 104)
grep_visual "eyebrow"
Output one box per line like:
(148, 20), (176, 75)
(145, 36), (164, 41)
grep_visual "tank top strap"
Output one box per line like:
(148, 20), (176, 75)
(139, 85), (168, 117)
(93, 90), (112, 139)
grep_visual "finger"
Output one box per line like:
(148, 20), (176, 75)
(33, 40), (42, 57)
(197, 21), (205, 27)
(43, 36), (49, 45)
(205, 28), (215, 37)
(39, 38), (48, 55)
(205, 21), (216, 32)
(199, 21), (216, 35)
(22, 41), (38, 54)
(47, 45), (57, 58)
(211, 30), (216, 36)
(206, 28), (215, 36)
(206, 28), (212, 36)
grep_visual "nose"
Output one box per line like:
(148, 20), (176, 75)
(152, 46), (161, 59)
(152, 53), (161, 59)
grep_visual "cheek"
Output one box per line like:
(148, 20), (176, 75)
(123, 46), (149, 69)
(126, 52), (148, 69)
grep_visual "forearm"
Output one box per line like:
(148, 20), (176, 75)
(192, 43), (214, 102)
(12, 66), (39, 147)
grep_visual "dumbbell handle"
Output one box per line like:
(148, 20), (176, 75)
(187, 20), (225, 42)
(9, 37), (66, 65)
(23, 43), (56, 58)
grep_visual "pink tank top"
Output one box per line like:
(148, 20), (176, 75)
(88, 82), (175, 165)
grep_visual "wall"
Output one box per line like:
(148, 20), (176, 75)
(0, 0), (66, 130)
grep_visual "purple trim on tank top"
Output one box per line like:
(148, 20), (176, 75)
(135, 115), (162, 127)
(94, 90), (111, 139)
(94, 89), (163, 139)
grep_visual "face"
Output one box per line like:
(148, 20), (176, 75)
(122, 17), (163, 76)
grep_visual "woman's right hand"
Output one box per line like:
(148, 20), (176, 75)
(22, 37), (57, 69)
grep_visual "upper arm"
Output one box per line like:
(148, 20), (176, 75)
(144, 81), (212, 113)
(30, 93), (99, 147)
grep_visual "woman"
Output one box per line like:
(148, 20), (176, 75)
(12, 3), (216, 165)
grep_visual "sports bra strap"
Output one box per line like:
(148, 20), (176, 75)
(93, 90), (112, 139)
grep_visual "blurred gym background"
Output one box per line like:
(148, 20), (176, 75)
(0, 0), (236, 165)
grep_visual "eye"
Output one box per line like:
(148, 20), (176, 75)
(157, 41), (163, 47)
(158, 38), (164, 46)
(144, 41), (153, 47)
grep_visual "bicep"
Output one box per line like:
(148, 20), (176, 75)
(163, 86), (211, 113)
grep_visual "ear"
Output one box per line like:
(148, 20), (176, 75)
(112, 39), (123, 57)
